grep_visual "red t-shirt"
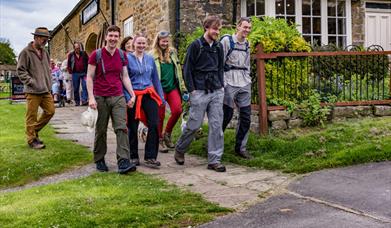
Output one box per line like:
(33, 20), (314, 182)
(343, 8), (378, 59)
(88, 48), (128, 96)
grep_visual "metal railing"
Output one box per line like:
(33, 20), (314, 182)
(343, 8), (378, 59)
(252, 44), (391, 135)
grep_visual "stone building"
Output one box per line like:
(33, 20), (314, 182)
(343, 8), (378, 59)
(49, 0), (391, 61)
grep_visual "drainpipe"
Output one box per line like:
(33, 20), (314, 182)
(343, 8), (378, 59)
(232, 0), (237, 25)
(175, 0), (180, 49)
(111, 0), (115, 25)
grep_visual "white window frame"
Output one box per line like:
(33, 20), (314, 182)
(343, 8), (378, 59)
(241, 0), (352, 46)
(123, 16), (133, 37)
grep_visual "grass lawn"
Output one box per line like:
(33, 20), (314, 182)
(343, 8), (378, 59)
(0, 173), (229, 227)
(0, 100), (92, 189)
(172, 116), (391, 173)
(0, 92), (9, 99)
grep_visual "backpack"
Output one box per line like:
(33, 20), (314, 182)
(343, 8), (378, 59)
(194, 38), (222, 63)
(95, 48), (126, 79)
(219, 35), (249, 72)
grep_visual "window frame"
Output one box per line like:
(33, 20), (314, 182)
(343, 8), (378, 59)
(123, 16), (134, 38)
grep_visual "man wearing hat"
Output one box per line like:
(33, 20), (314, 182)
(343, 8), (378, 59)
(17, 27), (55, 149)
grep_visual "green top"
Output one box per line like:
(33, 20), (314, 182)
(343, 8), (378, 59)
(160, 62), (176, 93)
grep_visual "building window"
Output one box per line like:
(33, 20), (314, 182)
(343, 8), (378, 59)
(124, 17), (133, 37)
(302, 0), (321, 46)
(327, 0), (347, 47)
(275, 0), (295, 24)
(243, 0), (266, 17)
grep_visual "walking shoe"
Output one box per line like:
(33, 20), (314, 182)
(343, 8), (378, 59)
(35, 132), (44, 144)
(207, 163), (226, 172)
(144, 159), (161, 169)
(174, 150), (185, 165)
(118, 159), (137, 174)
(159, 139), (169, 153)
(96, 159), (109, 172)
(28, 139), (45, 150)
(163, 132), (175, 148)
(236, 149), (252, 159)
(131, 158), (140, 166)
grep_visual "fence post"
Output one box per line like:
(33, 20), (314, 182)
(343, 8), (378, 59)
(256, 44), (268, 135)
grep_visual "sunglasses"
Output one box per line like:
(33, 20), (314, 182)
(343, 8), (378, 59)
(158, 31), (170, 38)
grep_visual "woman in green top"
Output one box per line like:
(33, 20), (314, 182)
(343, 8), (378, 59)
(151, 31), (185, 152)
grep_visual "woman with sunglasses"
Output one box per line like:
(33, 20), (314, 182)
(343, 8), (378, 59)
(150, 31), (185, 153)
(124, 32), (165, 169)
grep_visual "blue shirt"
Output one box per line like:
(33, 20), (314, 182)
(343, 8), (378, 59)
(124, 53), (164, 103)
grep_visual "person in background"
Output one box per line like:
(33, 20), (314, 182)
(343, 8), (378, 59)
(61, 56), (73, 104)
(120, 36), (134, 53)
(221, 17), (252, 159)
(50, 59), (61, 103)
(125, 32), (165, 169)
(17, 27), (55, 149)
(150, 31), (185, 153)
(68, 42), (89, 106)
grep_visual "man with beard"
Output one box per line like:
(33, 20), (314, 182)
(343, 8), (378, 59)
(17, 27), (55, 149)
(174, 15), (226, 172)
(221, 17), (252, 159)
(86, 25), (136, 174)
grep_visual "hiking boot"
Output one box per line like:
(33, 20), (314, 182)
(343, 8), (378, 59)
(131, 158), (140, 166)
(118, 159), (137, 174)
(174, 150), (185, 165)
(207, 163), (226, 172)
(144, 159), (161, 169)
(28, 139), (45, 150)
(96, 159), (109, 172)
(236, 149), (252, 159)
(35, 132), (44, 144)
(159, 139), (169, 153)
(163, 132), (175, 148)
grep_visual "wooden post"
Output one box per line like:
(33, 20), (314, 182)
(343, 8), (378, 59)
(255, 44), (268, 136)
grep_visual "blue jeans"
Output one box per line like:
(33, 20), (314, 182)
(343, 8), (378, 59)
(72, 73), (88, 105)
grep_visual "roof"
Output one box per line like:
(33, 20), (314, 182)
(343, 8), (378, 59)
(50, 0), (88, 37)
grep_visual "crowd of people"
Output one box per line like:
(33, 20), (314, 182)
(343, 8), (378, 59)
(16, 14), (253, 174)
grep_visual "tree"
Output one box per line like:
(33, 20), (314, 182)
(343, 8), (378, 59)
(0, 39), (17, 65)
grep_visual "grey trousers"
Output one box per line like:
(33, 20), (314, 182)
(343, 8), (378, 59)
(176, 89), (224, 164)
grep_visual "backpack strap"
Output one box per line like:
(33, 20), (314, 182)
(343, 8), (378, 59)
(221, 35), (250, 72)
(195, 38), (204, 63)
(118, 49), (126, 81)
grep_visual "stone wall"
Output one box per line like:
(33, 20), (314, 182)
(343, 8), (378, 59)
(180, 0), (234, 34)
(351, 0), (365, 46)
(228, 105), (391, 133)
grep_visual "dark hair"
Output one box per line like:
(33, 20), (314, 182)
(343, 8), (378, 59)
(120, 36), (133, 51)
(106, 25), (121, 35)
(237, 17), (251, 26)
(203, 15), (222, 31)
(73, 41), (84, 51)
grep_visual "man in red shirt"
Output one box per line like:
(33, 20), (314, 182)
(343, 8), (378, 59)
(86, 25), (136, 174)
(67, 42), (89, 106)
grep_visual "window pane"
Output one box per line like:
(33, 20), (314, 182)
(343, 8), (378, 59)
(313, 17), (321, 34)
(338, 36), (346, 47)
(337, 0), (346, 17)
(328, 0), (336, 17)
(302, 0), (311, 15)
(338, 18), (346, 34)
(328, 36), (336, 44)
(313, 36), (321, 46)
(287, 16), (296, 24)
(303, 35), (312, 43)
(276, 0), (284, 15)
(313, 0), (321, 16)
(247, 0), (255, 16)
(302, 17), (311, 34)
(256, 0), (265, 16)
(286, 0), (295, 15)
(328, 18), (336, 34)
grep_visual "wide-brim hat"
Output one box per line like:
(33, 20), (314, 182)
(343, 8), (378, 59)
(31, 27), (51, 37)
(81, 107), (98, 133)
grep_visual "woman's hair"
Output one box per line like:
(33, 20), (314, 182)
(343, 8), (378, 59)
(120, 36), (133, 51)
(151, 30), (176, 63)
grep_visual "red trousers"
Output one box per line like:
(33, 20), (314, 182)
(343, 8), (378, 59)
(158, 88), (182, 138)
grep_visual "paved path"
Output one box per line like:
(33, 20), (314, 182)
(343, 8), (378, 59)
(200, 161), (391, 227)
(42, 106), (294, 210)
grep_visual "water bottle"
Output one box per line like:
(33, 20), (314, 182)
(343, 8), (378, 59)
(182, 92), (189, 102)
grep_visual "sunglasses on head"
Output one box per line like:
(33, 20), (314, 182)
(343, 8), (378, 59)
(158, 31), (170, 37)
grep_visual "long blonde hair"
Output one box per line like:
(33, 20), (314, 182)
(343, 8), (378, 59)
(151, 31), (176, 63)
